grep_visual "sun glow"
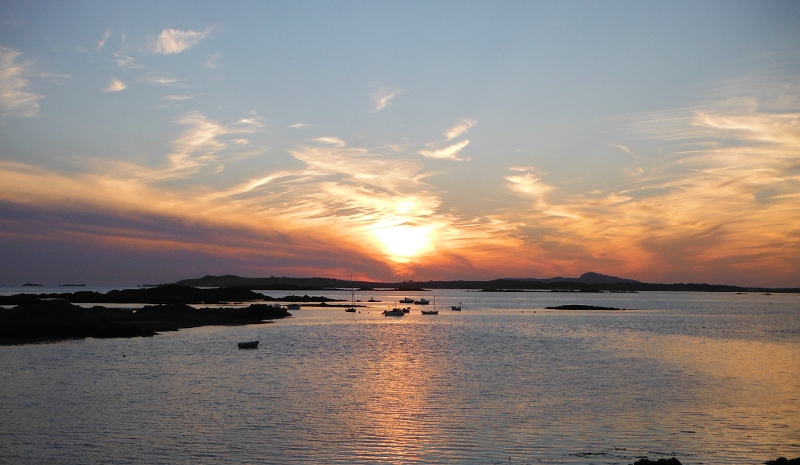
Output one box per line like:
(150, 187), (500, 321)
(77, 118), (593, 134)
(373, 224), (435, 262)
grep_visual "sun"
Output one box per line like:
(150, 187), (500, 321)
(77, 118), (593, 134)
(373, 224), (435, 263)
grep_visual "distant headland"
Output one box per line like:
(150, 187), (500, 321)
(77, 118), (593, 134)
(169, 272), (800, 293)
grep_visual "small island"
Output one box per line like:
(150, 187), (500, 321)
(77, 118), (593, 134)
(545, 304), (624, 310)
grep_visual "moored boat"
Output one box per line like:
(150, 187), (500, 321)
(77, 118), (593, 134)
(399, 297), (414, 304)
(383, 308), (405, 316)
(286, 303), (301, 310)
(414, 298), (430, 305)
(451, 302), (462, 311)
(238, 340), (259, 349)
(421, 309), (438, 315)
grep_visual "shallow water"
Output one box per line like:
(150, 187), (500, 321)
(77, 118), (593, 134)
(1, 290), (798, 464)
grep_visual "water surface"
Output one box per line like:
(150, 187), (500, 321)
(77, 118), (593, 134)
(1, 291), (798, 464)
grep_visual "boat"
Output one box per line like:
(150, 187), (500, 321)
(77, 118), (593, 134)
(286, 303), (301, 310)
(422, 296), (439, 315)
(451, 302), (462, 311)
(368, 297), (381, 302)
(401, 307), (411, 313)
(383, 308), (405, 317)
(399, 297), (414, 304)
(414, 298), (430, 305)
(345, 285), (357, 313)
(238, 340), (259, 349)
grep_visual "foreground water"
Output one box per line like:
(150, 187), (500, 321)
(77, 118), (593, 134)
(1, 290), (798, 464)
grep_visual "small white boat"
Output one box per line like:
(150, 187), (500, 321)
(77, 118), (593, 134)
(238, 340), (259, 349)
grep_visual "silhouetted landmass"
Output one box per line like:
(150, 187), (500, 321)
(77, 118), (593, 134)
(0, 285), (342, 306)
(171, 273), (800, 293)
(546, 304), (623, 310)
(765, 458), (800, 465)
(632, 459), (682, 465)
(0, 299), (291, 345)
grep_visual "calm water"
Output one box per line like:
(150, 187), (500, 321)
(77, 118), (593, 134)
(1, 290), (798, 464)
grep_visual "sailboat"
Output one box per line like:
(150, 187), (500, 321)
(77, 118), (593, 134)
(345, 280), (357, 312)
(421, 296), (439, 315)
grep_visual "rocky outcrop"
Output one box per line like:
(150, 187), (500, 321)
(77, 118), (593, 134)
(632, 458), (682, 465)
(0, 299), (290, 345)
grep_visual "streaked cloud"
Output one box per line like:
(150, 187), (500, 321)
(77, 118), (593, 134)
(0, 46), (42, 118)
(141, 71), (182, 86)
(501, 95), (800, 285)
(444, 119), (477, 141)
(96, 29), (111, 51)
(290, 123), (310, 129)
(114, 53), (142, 70)
(163, 94), (196, 101)
(314, 136), (346, 147)
(371, 87), (404, 111)
(166, 111), (264, 175)
(204, 53), (221, 69)
(103, 78), (127, 93)
(419, 139), (470, 161)
(609, 143), (636, 157)
(150, 28), (211, 55)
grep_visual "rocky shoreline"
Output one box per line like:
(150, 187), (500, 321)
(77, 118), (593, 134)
(0, 298), (291, 345)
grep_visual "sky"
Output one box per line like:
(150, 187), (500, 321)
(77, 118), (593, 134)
(1, 1), (799, 287)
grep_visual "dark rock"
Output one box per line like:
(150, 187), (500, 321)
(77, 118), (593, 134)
(633, 458), (682, 465)
(766, 458), (800, 465)
(545, 304), (622, 310)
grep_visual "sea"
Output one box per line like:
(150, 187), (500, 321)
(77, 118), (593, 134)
(0, 288), (798, 464)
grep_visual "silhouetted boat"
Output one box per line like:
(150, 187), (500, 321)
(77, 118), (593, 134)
(368, 297), (381, 302)
(451, 303), (462, 311)
(399, 297), (414, 304)
(383, 304), (405, 316)
(286, 304), (301, 310)
(414, 298), (430, 305)
(238, 340), (259, 349)
(345, 285), (357, 313)
(422, 296), (439, 314)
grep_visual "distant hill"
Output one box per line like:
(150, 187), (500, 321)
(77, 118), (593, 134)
(168, 273), (799, 293)
(504, 272), (640, 285)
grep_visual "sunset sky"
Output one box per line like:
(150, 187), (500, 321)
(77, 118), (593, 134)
(1, 1), (799, 287)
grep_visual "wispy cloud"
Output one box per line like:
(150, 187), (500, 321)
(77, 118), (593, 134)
(150, 28), (211, 55)
(0, 46), (42, 118)
(140, 71), (182, 86)
(163, 94), (196, 101)
(314, 137), (346, 147)
(419, 139), (471, 161)
(103, 78), (127, 93)
(166, 111), (264, 175)
(371, 87), (404, 111)
(444, 119), (477, 141)
(609, 143), (636, 157)
(96, 29), (111, 51)
(113, 53), (142, 70)
(290, 123), (310, 129)
(204, 53), (221, 69)
(502, 93), (800, 285)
